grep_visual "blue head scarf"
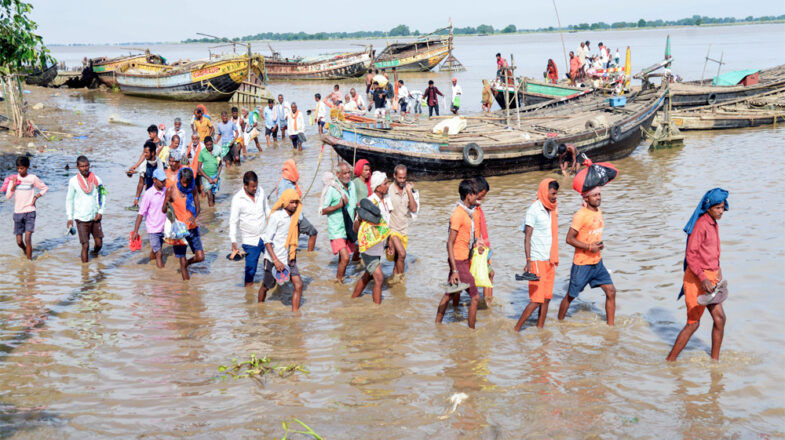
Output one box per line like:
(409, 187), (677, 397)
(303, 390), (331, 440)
(683, 188), (729, 235)
(677, 188), (728, 299)
(176, 168), (197, 217)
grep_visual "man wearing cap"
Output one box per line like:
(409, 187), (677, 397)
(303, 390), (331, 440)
(321, 162), (357, 283)
(515, 178), (559, 331)
(131, 167), (167, 268)
(667, 188), (729, 361)
(557, 185), (616, 326)
(259, 188), (304, 311)
(352, 171), (391, 304)
(450, 78), (462, 115)
(131, 141), (165, 208)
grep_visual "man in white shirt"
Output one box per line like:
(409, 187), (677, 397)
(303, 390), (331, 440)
(274, 94), (291, 140)
(163, 118), (186, 147)
(259, 189), (303, 311)
(349, 88), (366, 111)
(314, 93), (329, 135)
(351, 171), (391, 305)
(397, 80), (411, 117)
(66, 155), (106, 263)
(286, 102), (305, 151)
(229, 171), (270, 286)
(450, 78), (462, 115)
(514, 178), (560, 331)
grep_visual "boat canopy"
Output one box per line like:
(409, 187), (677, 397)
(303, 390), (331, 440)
(712, 69), (759, 86)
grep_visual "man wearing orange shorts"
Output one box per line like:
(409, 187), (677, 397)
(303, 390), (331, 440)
(515, 179), (559, 331)
(667, 188), (729, 361)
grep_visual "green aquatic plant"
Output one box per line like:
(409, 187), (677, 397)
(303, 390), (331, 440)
(280, 418), (322, 440)
(217, 353), (309, 382)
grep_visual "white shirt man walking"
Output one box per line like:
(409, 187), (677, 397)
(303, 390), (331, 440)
(229, 171), (270, 286)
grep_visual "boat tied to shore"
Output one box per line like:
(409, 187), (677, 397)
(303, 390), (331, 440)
(112, 54), (264, 101)
(667, 64), (785, 108)
(91, 51), (167, 87)
(264, 47), (372, 80)
(667, 86), (785, 130)
(373, 35), (451, 72)
(321, 84), (666, 180)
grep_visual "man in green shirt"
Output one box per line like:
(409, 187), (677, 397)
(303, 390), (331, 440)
(321, 162), (357, 283)
(198, 136), (222, 207)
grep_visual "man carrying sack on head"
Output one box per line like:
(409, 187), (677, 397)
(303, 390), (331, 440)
(259, 189), (304, 312)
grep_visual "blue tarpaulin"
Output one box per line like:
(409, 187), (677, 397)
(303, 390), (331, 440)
(712, 69), (759, 86)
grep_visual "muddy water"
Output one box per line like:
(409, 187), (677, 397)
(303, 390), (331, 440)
(1, 26), (784, 438)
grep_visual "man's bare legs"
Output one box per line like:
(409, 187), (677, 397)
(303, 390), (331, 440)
(336, 247), (350, 282)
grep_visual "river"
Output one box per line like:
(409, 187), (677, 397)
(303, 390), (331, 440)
(0, 23), (783, 438)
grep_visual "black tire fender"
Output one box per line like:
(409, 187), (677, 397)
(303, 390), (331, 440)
(542, 138), (559, 159)
(707, 93), (717, 105)
(610, 124), (622, 142)
(463, 143), (484, 166)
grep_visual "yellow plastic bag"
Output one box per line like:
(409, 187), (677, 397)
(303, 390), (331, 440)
(470, 250), (493, 288)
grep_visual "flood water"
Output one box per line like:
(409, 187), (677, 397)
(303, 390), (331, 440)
(1, 24), (784, 438)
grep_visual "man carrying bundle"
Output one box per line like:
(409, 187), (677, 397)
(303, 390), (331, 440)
(352, 171), (392, 304)
(259, 189), (304, 311)
(667, 188), (729, 361)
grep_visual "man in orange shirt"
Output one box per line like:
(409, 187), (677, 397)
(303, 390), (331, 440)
(557, 186), (617, 326)
(436, 179), (482, 329)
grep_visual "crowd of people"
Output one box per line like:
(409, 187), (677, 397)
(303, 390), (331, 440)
(2, 98), (729, 361)
(566, 40), (623, 86)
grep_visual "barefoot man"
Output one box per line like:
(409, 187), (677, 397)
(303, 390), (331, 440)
(259, 189), (304, 311)
(386, 164), (419, 284)
(515, 179), (559, 331)
(352, 171), (392, 304)
(667, 188), (729, 361)
(66, 156), (106, 263)
(321, 162), (357, 283)
(557, 185), (617, 325)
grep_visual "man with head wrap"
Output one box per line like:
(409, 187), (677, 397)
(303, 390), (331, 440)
(557, 185), (617, 326)
(667, 188), (729, 361)
(321, 162), (357, 283)
(352, 159), (371, 202)
(259, 188), (304, 311)
(276, 159), (318, 252)
(351, 171), (391, 305)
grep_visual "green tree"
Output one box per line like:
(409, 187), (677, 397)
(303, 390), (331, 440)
(637, 18), (647, 28)
(695, 17), (702, 26)
(502, 24), (517, 33)
(476, 24), (495, 34)
(389, 24), (411, 37)
(0, 0), (53, 73)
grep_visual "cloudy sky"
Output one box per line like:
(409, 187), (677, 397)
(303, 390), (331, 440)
(31, 0), (784, 45)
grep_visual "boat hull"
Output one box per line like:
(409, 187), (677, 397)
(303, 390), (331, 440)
(92, 54), (157, 88)
(114, 58), (252, 101)
(323, 92), (664, 180)
(670, 82), (785, 108)
(672, 113), (785, 130)
(24, 65), (57, 87)
(374, 49), (448, 72)
(265, 52), (371, 80)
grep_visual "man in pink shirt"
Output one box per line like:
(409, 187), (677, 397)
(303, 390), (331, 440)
(667, 188), (728, 361)
(5, 156), (48, 260)
(131, 168), (168, 268)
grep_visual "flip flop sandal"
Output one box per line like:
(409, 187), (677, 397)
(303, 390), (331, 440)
(226, 250), (246, 261)
(697, 280), (728, 306)
(515, 272), (540, 281)
(441, 282), (470, 294)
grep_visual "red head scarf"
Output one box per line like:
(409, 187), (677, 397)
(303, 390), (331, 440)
(280, 159), (302, 197)
(353, 159), (371, 194)
(537, 178), (559, 265)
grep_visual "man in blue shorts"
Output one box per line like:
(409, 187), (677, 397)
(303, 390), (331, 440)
(557, 186), (616, 326)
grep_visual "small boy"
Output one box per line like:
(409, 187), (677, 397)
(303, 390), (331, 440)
(131, 168), (167, 268)
(259, 189), (304, 311)
(5, 156), (48, 260)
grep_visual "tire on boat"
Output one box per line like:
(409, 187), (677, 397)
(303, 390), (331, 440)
(585, 115), (609, 130)
(609, 124), (622, 142)
(329, 123), (342, 138)
(707, 93), (717, 105)
(542, 139), (559, 159)
(463, 143), (484, 166)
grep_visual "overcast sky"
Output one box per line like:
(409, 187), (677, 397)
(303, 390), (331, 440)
(31, 0), (784, 45)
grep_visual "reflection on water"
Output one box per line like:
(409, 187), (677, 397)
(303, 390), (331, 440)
(0, 27), (783, 438)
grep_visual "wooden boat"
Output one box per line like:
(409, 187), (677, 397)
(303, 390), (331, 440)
(373, 35), (450, 72)
(24, 64), (57, 87)
(264, 48), (372, 80)
(91, 52), (166, 87)
(670, 64), (785, 108)
(669, 87), (785, 130)
(491, 78), (595, 109)
(321, 86), (666, 180)
(113, 55), (264, 101)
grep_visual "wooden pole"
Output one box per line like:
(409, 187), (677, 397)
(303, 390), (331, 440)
(513, 54), (521, 128)
(552, 0), (569, 75)
(504, 66), (510, 127)
(700, 44), (711, 85)
(716, 51), (724, 80)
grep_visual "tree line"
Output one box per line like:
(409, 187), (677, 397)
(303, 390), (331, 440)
(182, 14), (784, 44)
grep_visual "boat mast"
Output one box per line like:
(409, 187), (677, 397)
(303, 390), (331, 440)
(551, 0), (569, 75)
